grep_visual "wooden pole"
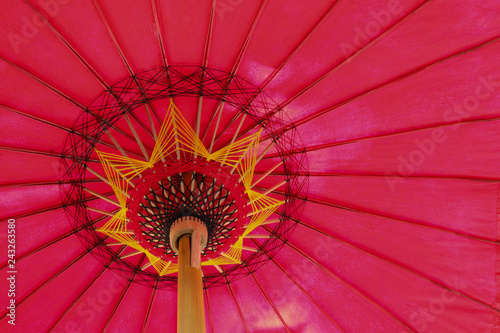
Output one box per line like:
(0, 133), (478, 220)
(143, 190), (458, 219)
(178, 233), (206, 333)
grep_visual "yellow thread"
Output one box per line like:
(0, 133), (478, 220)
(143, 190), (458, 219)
(94, 100), (281, 276)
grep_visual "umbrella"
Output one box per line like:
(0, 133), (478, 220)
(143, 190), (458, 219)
(1, 0), (499, 332)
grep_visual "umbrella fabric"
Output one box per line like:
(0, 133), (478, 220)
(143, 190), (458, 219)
(1, 0), (499, 332)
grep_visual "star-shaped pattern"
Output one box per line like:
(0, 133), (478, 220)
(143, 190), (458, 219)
(93, 100), (283, 276)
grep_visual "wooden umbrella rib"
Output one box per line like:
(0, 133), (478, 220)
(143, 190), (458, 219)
(208, 102), (225, 152)
(124, 114), (151, 160)
(260, 187), (500, 245)
(206, 0), (268, 146)
(244, 264), (291, 333)
(46, 258), (120, 332)
(235, 1), (435, 142)
(92, 0), (160, 141)
(120, 250), (143, 259)
(294, 217), (500, 312)
(250, 244), (345, 332)
(271, 232), (415, 332)
(0, 55), (143, 149)
(86, 206), (121, 218)
(141, 261), (154, 271)
(102, 262), (141, 332)
(253, 35), (500, 147)
(0, 240), (111, 320)
(150, 0), (169, 68)
(252, 161), (283, 188)
(244, 234), (270, 239)
(241, 245), (258, 252)
(278, 114), (500, 156)
(83, 188), (121, 207)
(224, 275), (250, 333)
(141, 280), (160, 333)
(204, 288), (215, 333)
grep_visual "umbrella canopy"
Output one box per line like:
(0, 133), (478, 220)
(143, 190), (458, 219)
(1, 0), (499, 332)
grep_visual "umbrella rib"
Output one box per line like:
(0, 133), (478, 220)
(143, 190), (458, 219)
(91, 0), (134, 77)
(248, 242), (344, 332)
(0, 102), (69, 132)
(213, 0), (341, 149)
(203, 287), (215, 333)
(232, 1), (434, 142)
(0, 103), (145, 158)
(45, 262), (111, 332)
(22, 0), (159, 142)
(0, 55), (142, 147)
(202, 0), (268, 143)
(0, 178), (101, 189)
(260, 1), (340, 90)
(257, 186), (500, 245)
(244, 265), (293, 332)
(23, 0), (110, 91)
(273, 1), (434, 112)
(92, 0), (161, 141)
(27, 0), (158, 144)
(0, 146), (91, 163)
(237, 12), (500, 148)
(0, 245), (100, 319)
(150, 0), (169, 68)
(102, 255), (145, 332)
(229, 0), (268, 79)
(194, 0), (216, 140)
(0, 53), (85, 109)
(267, 228), (416, 332)
(254, 34), (500, 145)
(124, 115), (151, 160)
(0, 212), (110, 270)
(224, 274), (251, 333)
(83, 188), (121, 207)
(208, 101), (224, 152)
(256, 170), (500, 183)
(293, 217), (500, 313)
(0, 189), (109, 225)
(141, 280), (160, 333)
(264, 114), (500, 157)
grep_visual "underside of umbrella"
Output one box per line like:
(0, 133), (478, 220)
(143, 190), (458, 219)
(0, 0), (499, 332)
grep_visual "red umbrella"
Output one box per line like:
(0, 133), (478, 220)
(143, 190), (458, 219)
(1, 0), (499, 332)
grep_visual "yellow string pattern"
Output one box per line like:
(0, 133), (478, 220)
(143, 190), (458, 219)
(208, 129), (262, 190)
(202, 237), (244, 266)
(94, 99), (283, 275)
(96, 150), (151, 184)
(244, 190), (284, 237)
(96, 150), (131, 205)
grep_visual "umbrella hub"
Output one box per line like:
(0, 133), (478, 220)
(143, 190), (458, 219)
(128, 158), (248, 263)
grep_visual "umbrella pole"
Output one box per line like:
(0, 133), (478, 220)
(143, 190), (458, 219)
(177, 231), (206, 333)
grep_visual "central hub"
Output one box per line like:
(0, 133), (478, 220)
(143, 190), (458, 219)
(128, 158), (247, 262)
(169, 216), (208, 254)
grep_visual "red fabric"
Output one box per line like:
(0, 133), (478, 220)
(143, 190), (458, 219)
(0, 0), (499, 332)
